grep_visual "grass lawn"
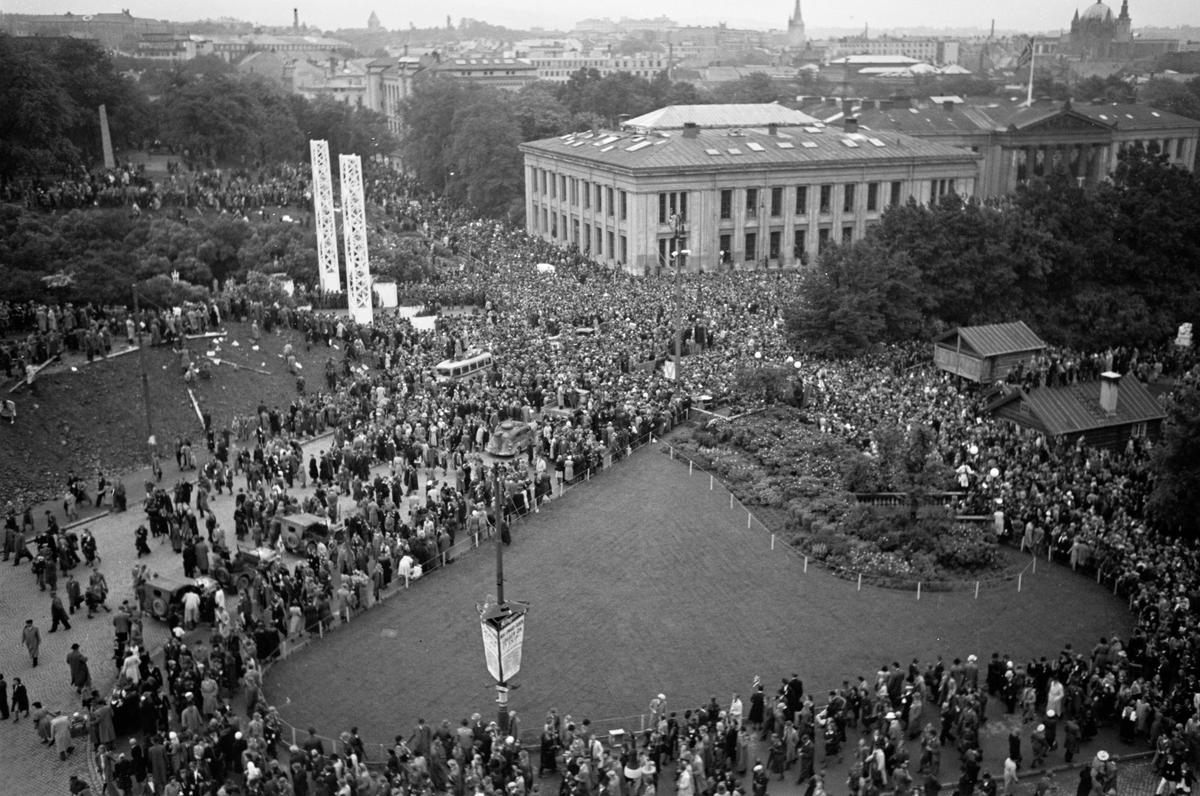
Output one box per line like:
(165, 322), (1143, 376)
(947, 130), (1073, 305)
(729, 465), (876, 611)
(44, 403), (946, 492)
(263, 445), (1132, 749)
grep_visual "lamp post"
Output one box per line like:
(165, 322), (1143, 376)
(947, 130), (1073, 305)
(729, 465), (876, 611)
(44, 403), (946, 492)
(670, 212), (689, 382)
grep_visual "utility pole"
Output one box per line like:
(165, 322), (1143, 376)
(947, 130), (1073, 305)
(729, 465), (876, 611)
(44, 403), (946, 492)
(132, 285), (156, 469)
(493, 466), (505, 604)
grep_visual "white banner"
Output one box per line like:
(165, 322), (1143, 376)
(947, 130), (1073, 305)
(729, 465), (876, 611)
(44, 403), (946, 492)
(498, 613), (526, 680)
(481, 618), (501, 681)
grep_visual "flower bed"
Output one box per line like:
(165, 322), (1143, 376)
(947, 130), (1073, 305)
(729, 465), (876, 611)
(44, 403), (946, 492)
(673, 408), (1000, 585)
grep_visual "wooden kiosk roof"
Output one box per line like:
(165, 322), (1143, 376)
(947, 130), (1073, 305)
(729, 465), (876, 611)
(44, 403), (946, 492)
(933, 321), (1046, 357)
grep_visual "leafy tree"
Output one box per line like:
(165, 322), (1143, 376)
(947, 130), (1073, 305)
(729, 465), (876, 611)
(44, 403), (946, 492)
(0, 37), (79, 177)
(159, 73), (266, 162)
(447, 93), (524, 220)
(510, 84), (575, 141)
(784, 239), (924, 357)
(1074, 74), (1135, 104)
(710, 73), (787, 104)
(1147, 383), (1200, 538)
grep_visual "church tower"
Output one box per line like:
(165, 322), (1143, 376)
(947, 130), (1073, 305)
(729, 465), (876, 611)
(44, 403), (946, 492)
(1115, 0), (1132, 42)
(787, 0), (806, 49)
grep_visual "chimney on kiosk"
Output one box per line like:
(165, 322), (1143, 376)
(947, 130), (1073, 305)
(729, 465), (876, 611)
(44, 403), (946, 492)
(682, 121), (699, 138)
(293, 8), (299, 30)
(1099, 371), (1121, 416)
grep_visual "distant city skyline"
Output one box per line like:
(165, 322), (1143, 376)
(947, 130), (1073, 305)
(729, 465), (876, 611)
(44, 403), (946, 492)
(4, 0), (1198, 35)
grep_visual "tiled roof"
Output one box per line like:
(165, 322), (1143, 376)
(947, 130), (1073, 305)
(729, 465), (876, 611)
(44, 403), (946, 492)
(933, 321), (1046, 357)
(1021, 377), (1166, 436)
(520, 124), (979, 173)
(624, 103), (819, 129)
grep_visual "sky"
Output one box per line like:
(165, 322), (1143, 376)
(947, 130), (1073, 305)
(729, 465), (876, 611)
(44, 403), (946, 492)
(5, 0), (1199, 35)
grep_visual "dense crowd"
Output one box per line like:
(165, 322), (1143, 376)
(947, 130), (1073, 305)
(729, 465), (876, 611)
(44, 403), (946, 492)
(8, 161), (1200, 796)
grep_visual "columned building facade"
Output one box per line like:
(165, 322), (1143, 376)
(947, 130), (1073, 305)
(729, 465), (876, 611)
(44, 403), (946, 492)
(520, 113), (979, 276)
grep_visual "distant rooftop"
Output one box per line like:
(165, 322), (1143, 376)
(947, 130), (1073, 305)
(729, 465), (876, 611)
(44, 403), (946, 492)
(624, 103), (819, 130)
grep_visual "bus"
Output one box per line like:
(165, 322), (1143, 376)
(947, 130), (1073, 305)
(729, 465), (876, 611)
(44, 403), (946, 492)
(434, 350), (493, 382)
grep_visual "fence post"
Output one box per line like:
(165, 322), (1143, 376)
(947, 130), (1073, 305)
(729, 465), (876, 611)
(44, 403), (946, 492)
(319, 620), (324, 639)
(917, 582), (921, 601)
(1032, 557), (1037, 574)
(670, 447), (674, 459)
(689, 461), (693, 475)
(804, 557), (808, 573)
(730, 493), (734, 510)
(747, 512), (751, 529)
(771, 534), (775, 550)
(345, 607), (351, 623)
(710, 475), (713, 490)
(291, 727), (297, 746)
(1018, 573), (1022, 592)
(975, 581), (979, 600)
(857, 573), (862, 591)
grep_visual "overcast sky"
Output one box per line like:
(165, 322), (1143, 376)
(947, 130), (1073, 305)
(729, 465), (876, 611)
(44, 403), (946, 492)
(7, 0), (1198, 35)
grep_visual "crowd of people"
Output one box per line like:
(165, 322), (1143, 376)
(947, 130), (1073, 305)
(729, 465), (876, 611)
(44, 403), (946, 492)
(6, 160), (1200, 796)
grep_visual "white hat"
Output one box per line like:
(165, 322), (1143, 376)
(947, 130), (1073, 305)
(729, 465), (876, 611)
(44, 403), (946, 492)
(1037, 724), (1045, 732)
(1097, 750), (1110, 762)
(1046, 709), (1055, 717)
(967, 655), (977, 662)
(658, 694), (666, 700)
(754, 765), (763, 773)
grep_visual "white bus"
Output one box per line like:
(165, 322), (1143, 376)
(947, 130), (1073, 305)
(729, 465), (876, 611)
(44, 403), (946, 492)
(434, 350), (493, 382)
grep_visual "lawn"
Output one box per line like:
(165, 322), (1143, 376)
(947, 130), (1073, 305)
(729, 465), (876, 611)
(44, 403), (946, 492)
(262, 445), (1132, 749)
(0, 320), (332, 509)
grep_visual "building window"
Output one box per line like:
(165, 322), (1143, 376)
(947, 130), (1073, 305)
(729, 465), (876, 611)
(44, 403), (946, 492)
(596, 227), (603, 254)
(867, 182), (879, 212)
(551, 214), (558, 238)
(659, 192), (687, 223)
(720, 190), (732, 220)
(620, 190), (627, 221)
(745, 232), (757, 261)
(719, 233), (732, 262)
(890, 181), (902, 207)
(561, 176), (568, 199)
(843, 183), (856, 214)
(571, 178), (578, 205)
(793, 229), (806, 259)
(818, 227), (830, 253)
(769, 230), (781, 260)
(584, 223), (591, 251)
(819, 185), (832, 214)
(770, 187), (783, 217)
(795, 186), (807, 215)
(606, 187), (614, 217)
(583, 181), (590, 209)
(746, 188), (758, 218)
(596, 184), (603, 210)
(842, 225), (854, 243)
(607, 230), (614, 258)
(550, 174), (556, 199)
(620, 235), (627, 263)
(658, 238), (669, 268)
(541, 170), (547, 195)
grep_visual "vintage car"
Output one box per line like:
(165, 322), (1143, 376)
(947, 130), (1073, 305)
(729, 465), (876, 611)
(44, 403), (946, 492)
(212, 545), (280, 593)
(145, 574), (219, 623)
(279, 512), (343, 556)
(486, 420), (534, 457)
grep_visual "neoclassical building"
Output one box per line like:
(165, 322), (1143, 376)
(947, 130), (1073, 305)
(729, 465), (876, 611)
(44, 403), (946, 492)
(519, 105), (979, 275)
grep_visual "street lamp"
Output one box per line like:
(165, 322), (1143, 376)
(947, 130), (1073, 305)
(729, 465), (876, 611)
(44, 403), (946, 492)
(670, 212), (688, 382)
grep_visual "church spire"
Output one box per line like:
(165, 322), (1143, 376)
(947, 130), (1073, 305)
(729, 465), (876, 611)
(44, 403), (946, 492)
(791, 0), (803, 25)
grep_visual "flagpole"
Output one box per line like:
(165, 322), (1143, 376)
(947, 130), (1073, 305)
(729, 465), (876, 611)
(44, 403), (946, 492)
(1026, 37), (1036, 107)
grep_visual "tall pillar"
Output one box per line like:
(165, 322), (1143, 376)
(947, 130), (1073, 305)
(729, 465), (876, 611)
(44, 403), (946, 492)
(339, 154), (373, 325)
(309, 140), (341, 293)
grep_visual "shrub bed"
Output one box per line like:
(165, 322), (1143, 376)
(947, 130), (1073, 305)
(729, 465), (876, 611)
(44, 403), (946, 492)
(672, 407), (1000, 584)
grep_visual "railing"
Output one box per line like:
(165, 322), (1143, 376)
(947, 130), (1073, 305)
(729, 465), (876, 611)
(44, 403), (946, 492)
(663, 444), (1041, 595)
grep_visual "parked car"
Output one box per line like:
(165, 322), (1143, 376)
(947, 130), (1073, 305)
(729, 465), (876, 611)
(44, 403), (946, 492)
(487, 420), (534, 457)
(279, 512), (343, 556)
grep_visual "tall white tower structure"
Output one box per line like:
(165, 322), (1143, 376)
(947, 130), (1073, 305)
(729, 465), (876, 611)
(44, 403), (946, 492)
(309, 140), (341, 293)
(338, 154), (373, 325)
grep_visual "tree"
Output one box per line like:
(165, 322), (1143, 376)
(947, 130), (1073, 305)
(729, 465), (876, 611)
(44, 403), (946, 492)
(447, 93), (524, 220)
(1147, 384), (1200, 538)
(710, 73), (786, 104)
(784, 239), (924, 357)
(159, 73), (266, 162)
(0, 36), (79, 177)
(510, 84), (575, 141)
(1141, 77), (1200, 121)
(1074, 74), (1135, 104)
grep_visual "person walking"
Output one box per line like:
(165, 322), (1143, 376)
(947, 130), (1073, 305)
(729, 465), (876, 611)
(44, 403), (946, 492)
(49, 591), (71, 632)
(67, 644), (90, 694)
(22, 619), (40, 666)
(0, 672), (8, 720)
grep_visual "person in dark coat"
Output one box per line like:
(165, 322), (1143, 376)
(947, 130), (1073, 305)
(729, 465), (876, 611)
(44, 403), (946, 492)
(148, 736), (169, 792)
(67, 644), (90, 693)
(11, 677), (29, 720)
